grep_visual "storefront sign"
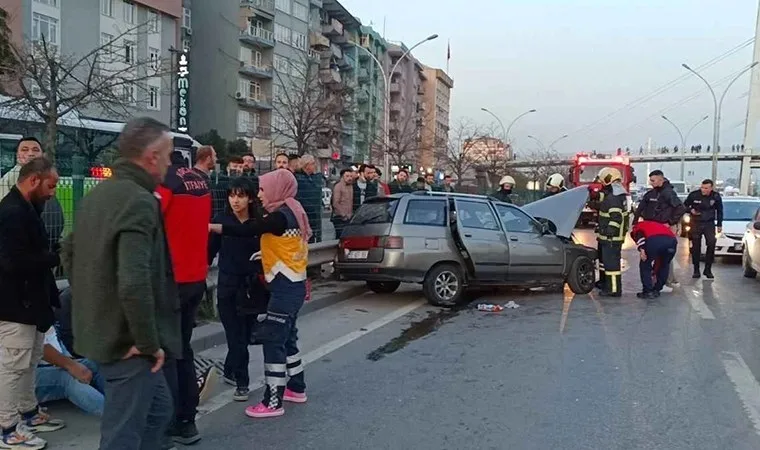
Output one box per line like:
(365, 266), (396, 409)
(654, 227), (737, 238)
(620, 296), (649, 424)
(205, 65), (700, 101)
(177, 51), (189, 133)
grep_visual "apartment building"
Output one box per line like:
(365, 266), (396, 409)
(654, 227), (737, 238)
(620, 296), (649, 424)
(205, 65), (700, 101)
(0, 0), (183, 125)
(355, 25), (388, 164)
(419, 66), (453, 170)
(386, 42), (427, 172)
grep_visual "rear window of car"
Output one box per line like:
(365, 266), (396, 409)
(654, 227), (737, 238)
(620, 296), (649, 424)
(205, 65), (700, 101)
(404, 200), (446, 226)
(351, 198), (400, 225)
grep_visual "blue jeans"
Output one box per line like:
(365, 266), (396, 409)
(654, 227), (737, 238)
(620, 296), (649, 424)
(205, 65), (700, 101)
(256, 274), (306, 407)
(36, 358), (105, 416)
(640, 235), (678, 292)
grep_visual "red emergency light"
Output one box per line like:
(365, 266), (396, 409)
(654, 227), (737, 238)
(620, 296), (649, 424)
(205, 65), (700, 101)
(90, 167), (112, 178)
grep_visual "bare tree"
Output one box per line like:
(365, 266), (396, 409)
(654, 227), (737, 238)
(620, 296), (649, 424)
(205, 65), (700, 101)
(436, 118), (486, 184)
(271, 50), (354, 156)
(0, 19), (173, 160)
(522, 148), (569, 188)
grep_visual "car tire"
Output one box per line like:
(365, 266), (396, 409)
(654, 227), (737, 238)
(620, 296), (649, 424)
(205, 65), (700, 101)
(567, 255), (595, 295)
(366, 281), (401, 294)
(743, 249), (757, 278)
(423, 264), (465, 307)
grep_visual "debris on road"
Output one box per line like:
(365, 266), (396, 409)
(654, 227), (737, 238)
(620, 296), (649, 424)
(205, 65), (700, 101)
(505, 301), (520, 309)
(477, 304), (505, 312)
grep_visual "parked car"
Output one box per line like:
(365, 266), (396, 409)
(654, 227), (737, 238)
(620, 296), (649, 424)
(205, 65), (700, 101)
(704, 196), (760, 260)
(334, 188), (597, 306)
(743, 205), (760, 277)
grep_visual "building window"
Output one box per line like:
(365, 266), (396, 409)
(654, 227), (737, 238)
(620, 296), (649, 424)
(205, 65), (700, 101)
(124, 40), (135, 64)
(275, 0), (290, 14)
(239, 46), (251, 64)
(149, 47), (160, 71)
(123, 1), (135, 24)
(273, 54), (289, 73)
(182, 7), (191, 28)
(100, 32), (114, 54)
(292, 31), (307, 50)
(249, 80), (261, 100)
(100, 0), (113, 16)
(148, 86), (160, 110)
(32, 13), (58, 46)
(274, 24), (291, 45)
(292, 2), (308, 21)
(33, 0), (57, 7)
(148, 10), (160, 33)
(237, 110), (250, 133)
(122, 84), (136, 104)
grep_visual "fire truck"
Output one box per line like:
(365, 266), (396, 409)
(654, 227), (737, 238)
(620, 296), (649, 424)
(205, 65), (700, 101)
(568, 151), (636, 226)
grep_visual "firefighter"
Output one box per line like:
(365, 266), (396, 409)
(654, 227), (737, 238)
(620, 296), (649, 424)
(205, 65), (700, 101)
(543, 173), (567, 198)
(493, 175), (515, 203)
(595, 167), (630, 297)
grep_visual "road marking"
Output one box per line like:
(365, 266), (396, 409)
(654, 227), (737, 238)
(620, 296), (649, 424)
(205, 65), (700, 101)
(722, 351), (760, 436)
(671, 258), (716, 320)
(198, 298), (427, 417)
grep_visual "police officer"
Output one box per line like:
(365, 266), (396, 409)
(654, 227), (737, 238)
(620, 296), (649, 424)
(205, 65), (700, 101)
(543, 173), (567, 198)
(683, 179), (723, 279)
(595, 167), (630, 297)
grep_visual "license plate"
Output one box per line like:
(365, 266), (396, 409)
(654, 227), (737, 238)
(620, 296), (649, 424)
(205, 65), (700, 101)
(347, 250), (369, 259)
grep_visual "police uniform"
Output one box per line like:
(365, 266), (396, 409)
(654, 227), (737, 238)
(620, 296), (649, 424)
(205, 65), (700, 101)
(683, 189), (723, 278)
(597, 181), (630, 296)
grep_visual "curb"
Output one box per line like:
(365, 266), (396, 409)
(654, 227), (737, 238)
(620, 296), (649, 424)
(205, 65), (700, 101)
(190, 283), (367, 354)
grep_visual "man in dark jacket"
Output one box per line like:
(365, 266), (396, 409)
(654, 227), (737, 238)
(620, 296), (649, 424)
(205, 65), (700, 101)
(353, 164), (382, 212)
(683, 179), (723, 279)
(633, 170), (686, 288)
(493, 175), (515, 203)
(61, 117), (180, 450)
(0, 157), (64, 448)
(388, 169), (412, 194)
(295, 155), (324, 243)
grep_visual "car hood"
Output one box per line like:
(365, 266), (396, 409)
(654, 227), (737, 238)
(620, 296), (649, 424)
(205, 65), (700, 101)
(724, 220), (750, 236)
(523, 186), (590, 238)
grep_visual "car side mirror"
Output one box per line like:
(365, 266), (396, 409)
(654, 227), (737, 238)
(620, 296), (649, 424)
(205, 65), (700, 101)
(753, 222), (760, 231)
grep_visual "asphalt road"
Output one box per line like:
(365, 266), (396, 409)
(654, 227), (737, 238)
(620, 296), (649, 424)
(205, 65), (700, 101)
(45, 230), (760, 449)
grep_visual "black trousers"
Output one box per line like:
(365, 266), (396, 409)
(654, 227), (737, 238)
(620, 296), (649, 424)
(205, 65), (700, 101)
(690, 222), (717, 268)
(600, 240), (623, 294)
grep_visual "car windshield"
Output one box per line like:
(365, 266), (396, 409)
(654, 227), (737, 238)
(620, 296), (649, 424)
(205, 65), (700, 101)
(578, 165), (604, 183)
(350, 198), (399, 225)
(723, 201), (760, 221)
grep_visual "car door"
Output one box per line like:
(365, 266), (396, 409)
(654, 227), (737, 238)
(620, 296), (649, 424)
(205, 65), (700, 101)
(453, 199), (510, 281)
(494, 204), (565, 280)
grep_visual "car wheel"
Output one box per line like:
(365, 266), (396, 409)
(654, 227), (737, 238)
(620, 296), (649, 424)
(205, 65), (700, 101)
(743, 249), (757, 278)
(366, 281), (401, 294)
(567, 256), (595, 294)
(423, 264), (465, 307)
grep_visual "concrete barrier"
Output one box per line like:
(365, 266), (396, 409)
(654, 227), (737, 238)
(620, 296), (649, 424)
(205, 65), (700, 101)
(56, 240), (340, 291)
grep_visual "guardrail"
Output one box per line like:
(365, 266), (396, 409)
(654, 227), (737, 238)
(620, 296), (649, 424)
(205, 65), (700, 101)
(56, 240), (340, 291)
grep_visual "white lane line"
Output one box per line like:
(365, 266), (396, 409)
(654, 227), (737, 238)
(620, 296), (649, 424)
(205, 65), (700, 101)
(198, 298), (427, 417)
(722, 351), (760, 436)
(671, 258), (716, 320)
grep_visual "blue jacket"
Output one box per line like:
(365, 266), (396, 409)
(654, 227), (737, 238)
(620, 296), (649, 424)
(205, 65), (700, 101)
(208, 212), (260, 276)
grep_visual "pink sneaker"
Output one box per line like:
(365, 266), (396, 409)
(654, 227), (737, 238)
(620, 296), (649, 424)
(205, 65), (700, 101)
(283, 388), (307, 403)
(245, 403), (284, 418)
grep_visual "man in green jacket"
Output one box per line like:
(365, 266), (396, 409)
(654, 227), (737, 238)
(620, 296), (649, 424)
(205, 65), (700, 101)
(61, 117), (180, 450)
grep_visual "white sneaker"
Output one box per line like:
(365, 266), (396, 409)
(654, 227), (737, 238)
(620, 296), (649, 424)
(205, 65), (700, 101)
(1, 425), (47, 449)
(660, 285), (674, 293)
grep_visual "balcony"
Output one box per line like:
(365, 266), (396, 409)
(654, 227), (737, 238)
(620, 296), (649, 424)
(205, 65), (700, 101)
(417, 86), (425, 96)
(241, 0), (274, 18)
(390, 101), (402, 113)
(339, 53), (356, 71)
(310, 31), (329, 49)
(321, 43), (342, 60)
(390, 82), (401, 93)
(239, 27), (274, 48)
(237, 125), (272, 139)
(342, 144), (355, 159)
(310, 0), (322, 6)
(322, 18), (343, 36)
(236, 92), (273, 110)
(239, 62), (273, 79)
(357, 68), (369, 82)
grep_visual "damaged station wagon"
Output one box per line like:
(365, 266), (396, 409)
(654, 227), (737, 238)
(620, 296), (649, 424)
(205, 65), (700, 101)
(334, 188), (598, 306)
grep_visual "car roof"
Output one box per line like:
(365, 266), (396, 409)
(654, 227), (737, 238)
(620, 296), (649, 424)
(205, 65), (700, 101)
(722, 196), (760, 202)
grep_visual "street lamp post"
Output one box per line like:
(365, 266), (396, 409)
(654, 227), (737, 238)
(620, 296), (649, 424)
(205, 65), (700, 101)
(480, 107), (507, 149)
(381, 34), (438, 181)
(682, 62), (759, 181)
(481, 108), (536, 159)
(548, 134), (569, 152)
(527, 135), (546, 151)
(661, 114), (709, 181)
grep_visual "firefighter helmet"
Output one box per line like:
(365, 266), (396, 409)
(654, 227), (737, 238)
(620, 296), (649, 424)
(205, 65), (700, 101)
(499, 175), (516, 187)
(545, 173), (565, 190)
(598, 167), (622, 186)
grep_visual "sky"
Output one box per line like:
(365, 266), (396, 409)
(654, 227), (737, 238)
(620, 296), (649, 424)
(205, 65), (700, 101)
(340, 0), (759, 165)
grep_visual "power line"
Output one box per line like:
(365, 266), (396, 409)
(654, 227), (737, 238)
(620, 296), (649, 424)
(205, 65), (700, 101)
(567, 37), (754, 139)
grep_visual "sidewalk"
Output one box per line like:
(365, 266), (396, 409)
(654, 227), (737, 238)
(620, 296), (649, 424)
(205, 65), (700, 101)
(42, 279), (366, 449)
